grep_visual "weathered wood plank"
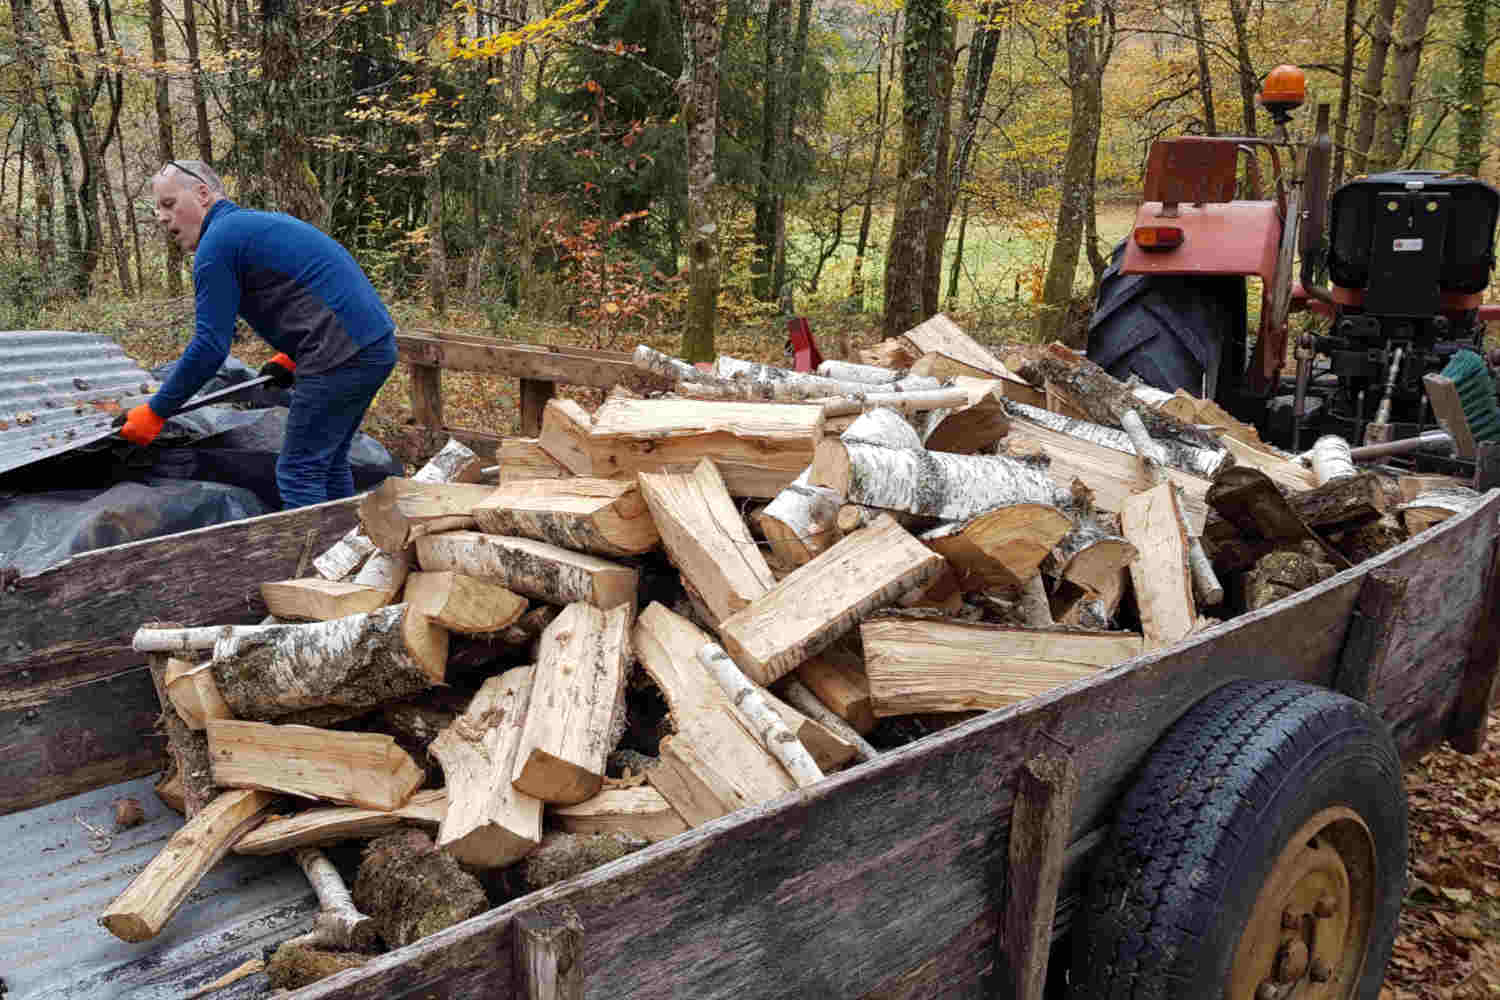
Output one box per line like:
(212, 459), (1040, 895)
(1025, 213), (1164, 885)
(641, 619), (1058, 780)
(997, 755), (1078, 1000)
(513, 905), (585, 1000)
(1449, 534), (1500, 753)
(294, 493), (1500, 1000)
(395, 332), (652, 389)
(1332, 571), (1407, 703)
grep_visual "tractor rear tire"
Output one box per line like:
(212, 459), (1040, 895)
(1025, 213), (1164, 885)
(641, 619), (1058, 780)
(1068, 679), (1406, 1000)
(1087, 241), (1246, 400)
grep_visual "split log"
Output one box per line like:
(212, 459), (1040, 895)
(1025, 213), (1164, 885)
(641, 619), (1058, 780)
(1004, 400), (1228, 480)
(98, 788), (275, 941)
(403, 570), (528, 634)
(586, 396), (824, 499)
(638, 458), (776, 625)
(755, 469), (845, 568)
(920, 378), (1011, 454)
(1309, 434), (1357, 486)
(780, 677), (879, 762)
(163, 657), (233, 730)
(474, 477), (660, 557)
(208, 720), (425, 810)
(1121, 483), (1196, 649)
(1218, 434), (1317, 492)
(350, 548), (410, 603)
(550, 786), (689, 842)
(1046, 518), (1138, 598)
(816, 359), (902, 384)
(497, 437), (572, 482)
(1120, 408), (1222, 606)
(1399, 487), (1483, 535)
(209, 604), (446, 720)
(898, 314), (1020, 382)
(146, 645), (218, 816)
(259, 579), (391, 621)
(861, 615), (1142, 716)
(416, 531), (638, 609)
(352, 829), (489, 950)
(511, 603), (633, 804)
(911, 351), (1045, 407)
(794, 648), (875, 734)
(860, 337), (919, 370)
(698, 642), (823, 787)
(235, 788), (447, 854)
(811, 439), (1073, 523)
(921, 504), (1073, 590)
(1013, 350), (1224, 452)
(413, 436), (487, 484)
(1003, 414), (1211, 531)
(538, 398), (599, 476)
(632, 603), (797, 824)
(1399, 473), (1468, 501)
(313, 529), (377, 583)
(431, 666), (544, 867)
(718, 514), (946, 686)
(358, 478), (495, 554)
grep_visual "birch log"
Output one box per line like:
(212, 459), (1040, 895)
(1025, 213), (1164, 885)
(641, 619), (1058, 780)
(358, 479), (495, 554)
(416, 531), (638, 609)
(841, 406), (924, 449)
(404, 570), (528, 633)
(430, 666), (544, 867)
(473, 477), (660, 557)
(697, 642), (823, 787)
(351, 549), (411, 603)
(259, 579), (391, 621)
(810, 440), (1073, 523)
(813, 388), (971, 418)
(135, 623), (278, 653)
(715, 355), (941, 398)
(816, 359), (903, 384)
(920, 378), (1011, 454)
(1309, 435), (1357, 486)
(313, 529), (377, 583)
(146, 646), (218, 816)
(781, 678), (878, 762)
(1004, 400), (1228, 479)
(755, 468), (845, 568)
(207, 604), (447, 720)
(921, 503), (1074, 590)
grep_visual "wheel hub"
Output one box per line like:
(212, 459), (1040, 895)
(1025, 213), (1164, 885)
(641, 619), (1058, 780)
(1229, 807), (1377, 1000)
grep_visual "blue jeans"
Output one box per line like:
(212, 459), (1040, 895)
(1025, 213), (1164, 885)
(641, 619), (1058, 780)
(277, 335), (397, 509)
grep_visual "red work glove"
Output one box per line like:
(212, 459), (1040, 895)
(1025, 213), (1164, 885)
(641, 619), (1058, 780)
(119, 403), (166, 446)
(259, 352), (296, 387)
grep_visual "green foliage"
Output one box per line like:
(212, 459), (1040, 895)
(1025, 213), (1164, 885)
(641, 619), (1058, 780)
(0, 252), (47, 330)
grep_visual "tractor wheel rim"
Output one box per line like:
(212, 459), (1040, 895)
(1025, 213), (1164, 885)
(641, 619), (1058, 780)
(1229, 806), (1378, 1000)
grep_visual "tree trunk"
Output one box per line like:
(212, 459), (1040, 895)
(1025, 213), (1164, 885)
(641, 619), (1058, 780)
(848, 12), (898, 311)
(421, 73), (447, 316)
(772, 0), (814, 303)
(751, 0), (787, 301)
(948, 4), (1000, 234)
(1223, 0), (1258, 141)
(9, 0), (54, 287)
(1189, 0), (1216, 133)
(678, 0), (723, 362)
(1372, 0), (1435, 170)
(17, 0), (86, 295)
(1333, 0), (1357, 185)
(1455, 0), (1486, 175)
(52, 0), (107, 295)
(1037, 0), (1101, 342)
(882, 0), (953, 338)
(148, 0), (183, 295)
(1351, 0), (1398, 175)
(183, 0), (214, 162)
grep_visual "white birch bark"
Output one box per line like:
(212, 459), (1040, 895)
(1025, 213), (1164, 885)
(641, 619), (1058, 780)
(841, 407), (923, 449)
(780, 678), (878, 762)
(758, 468), (845, 566)
(134, 623), (278, 652)
(816, 442), (1072, 522)
(313, 528), (377, 582)
(698, 642), (823, 786)
(1309, 435), (1357, 486)
(815, 359), (902, 384)
(1006, 400), (1229, 479)
(716, 355), (941, 397)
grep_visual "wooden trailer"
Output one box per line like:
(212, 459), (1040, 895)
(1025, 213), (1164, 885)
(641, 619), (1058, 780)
(3, 477), (1497, 999)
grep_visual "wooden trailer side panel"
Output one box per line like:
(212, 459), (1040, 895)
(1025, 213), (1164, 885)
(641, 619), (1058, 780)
(0, 497), (360, 815)
(296, 492), (1500, 1000)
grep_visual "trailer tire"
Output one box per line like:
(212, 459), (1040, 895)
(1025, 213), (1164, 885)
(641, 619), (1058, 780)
(1087, 241), (1246, 399)
(1069, 679), (1406, 1000)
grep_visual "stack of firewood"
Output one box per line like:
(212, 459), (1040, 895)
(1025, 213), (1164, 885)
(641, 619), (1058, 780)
(100, 314), (1480, 988)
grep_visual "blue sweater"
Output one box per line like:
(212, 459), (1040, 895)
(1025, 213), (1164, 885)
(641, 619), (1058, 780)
(151, 200), (395, 416)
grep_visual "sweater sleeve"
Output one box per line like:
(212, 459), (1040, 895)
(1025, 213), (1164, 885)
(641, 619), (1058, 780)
(148, 238), (243, 416)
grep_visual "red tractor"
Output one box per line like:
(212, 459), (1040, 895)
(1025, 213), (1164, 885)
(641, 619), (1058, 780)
(1088, 65), (1500, 465)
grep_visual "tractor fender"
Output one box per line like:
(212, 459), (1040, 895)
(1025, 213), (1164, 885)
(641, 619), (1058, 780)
(1122, 200), (1282, 283)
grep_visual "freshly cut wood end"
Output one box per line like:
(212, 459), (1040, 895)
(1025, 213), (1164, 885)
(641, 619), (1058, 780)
(551, 786), (689, 842)
(163, 657), (234, 730)
(496, 437), (572, 482)
(538, 398), (598, 475)
(401, 607), (449, 682)
(404, 570), (527, 634)
(259, 578), (390, 621)
(512, 746), (605, 805)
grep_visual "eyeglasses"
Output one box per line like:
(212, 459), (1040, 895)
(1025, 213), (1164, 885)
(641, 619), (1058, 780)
(168, 161), (208, 185)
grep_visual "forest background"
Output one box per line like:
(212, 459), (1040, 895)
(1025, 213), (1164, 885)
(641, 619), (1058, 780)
(5, 0), (1500, 992)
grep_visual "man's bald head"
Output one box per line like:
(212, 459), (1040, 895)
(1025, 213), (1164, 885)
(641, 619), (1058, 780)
(152, 161), (225, 252)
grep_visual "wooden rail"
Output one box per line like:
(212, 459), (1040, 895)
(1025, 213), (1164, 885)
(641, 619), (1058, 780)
(394, 332), (657, 446)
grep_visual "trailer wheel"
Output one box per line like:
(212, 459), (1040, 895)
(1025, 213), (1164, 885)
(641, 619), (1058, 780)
(1087, 241), (1246, 400)
(1069, 679), (1406, 1000)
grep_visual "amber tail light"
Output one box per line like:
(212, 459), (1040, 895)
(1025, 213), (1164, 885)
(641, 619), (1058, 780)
(1134, 226), (1184, 250)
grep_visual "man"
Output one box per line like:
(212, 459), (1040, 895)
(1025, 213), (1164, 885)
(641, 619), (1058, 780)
(120, 160), (398, 509)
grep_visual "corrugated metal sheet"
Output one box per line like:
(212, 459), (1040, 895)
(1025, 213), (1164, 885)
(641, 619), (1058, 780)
(0, 773), (315, 999)
(0, 329), (158, 477)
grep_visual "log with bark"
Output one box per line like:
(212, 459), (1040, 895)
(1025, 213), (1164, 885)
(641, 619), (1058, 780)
(146, 644), (219, 816)
(1003, 400), (1229, 480)
(717, 514), (946, 686)
(352, 829), (489, 950)
(1399, 487), (1483, 535)
(358, 479), (496, 554)
(538, 398), (599, 476)
(920, 378), (1012, 454)
(207, 719), (426, 811)
(416, 531), (638, 609)
(235, 788), (448, 855)
(430, 666), (544, 867)
(755, 468), (845, 569)
(697, 641), (824, 787)
(510, 602), (633, 804)
(921, 504), (1074, 591)
(162, 657), (234, 730)
(550, 785), (690, 842)
(473, 477), (660, 557)
(715, 354), (943, 397)
(208, 604), (447, 720)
